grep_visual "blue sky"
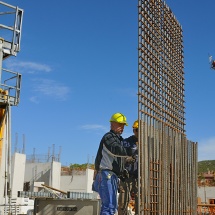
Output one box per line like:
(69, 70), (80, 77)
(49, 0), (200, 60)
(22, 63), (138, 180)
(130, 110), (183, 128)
(1, 0), (215, 165)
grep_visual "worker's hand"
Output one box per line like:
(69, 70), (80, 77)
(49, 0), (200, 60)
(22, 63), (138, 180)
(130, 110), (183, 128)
(123, 169), (129, 178)
(126, 156), (136, 163)
(120, 169), (129, 181)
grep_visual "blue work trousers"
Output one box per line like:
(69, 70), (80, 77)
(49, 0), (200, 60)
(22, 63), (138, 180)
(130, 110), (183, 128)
(94, 170), (119, 215)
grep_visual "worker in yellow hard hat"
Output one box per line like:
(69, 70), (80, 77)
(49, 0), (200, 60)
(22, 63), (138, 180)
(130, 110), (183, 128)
(109, 112), (128, 135)
(93, 112), (133, 215)
(118, 120), (139, 215)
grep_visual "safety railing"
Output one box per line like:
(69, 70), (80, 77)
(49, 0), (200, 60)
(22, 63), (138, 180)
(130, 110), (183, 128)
(0, 67), (21, 106)
(0, 1), (23, 58)
(0, 204), (34, 215)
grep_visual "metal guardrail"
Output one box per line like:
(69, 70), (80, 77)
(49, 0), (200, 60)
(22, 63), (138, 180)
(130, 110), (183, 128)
(0, 68), (21, 106)
(0, 204), (32, 215)
(0, 2), (22, 106)
(0, 1), (23, 58)
(18, 191), (53, 199)
(67, 192), (93, 200)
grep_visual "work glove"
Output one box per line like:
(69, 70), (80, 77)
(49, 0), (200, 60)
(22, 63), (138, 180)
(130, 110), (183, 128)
(123, 169), (129, 178)
(119, 169), (129, 182)
(126, 156), (136, 164)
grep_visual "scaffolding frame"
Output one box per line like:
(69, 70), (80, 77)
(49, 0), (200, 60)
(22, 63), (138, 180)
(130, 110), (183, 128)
(0, 2), (23, 215)
(0, 1), (23, 59)
(137, 0), (197, 214)
(0, 1), (23, 107)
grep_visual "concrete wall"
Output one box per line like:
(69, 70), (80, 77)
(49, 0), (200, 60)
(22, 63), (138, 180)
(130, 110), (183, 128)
(60, 169), (94, 193)
(1, 155), (93, 206)
(86, 169), (94, 193)
(25, 162), (51, 185)
(25, 161), (61, 190)
(11, 153), (26, 198)
(198, 186), (215, 203)
(50, 161), (61, 189)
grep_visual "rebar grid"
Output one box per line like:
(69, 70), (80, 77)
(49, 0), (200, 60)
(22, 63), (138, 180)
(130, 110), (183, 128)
(138, 0), (185, 133)
(138, 0), (198, 214)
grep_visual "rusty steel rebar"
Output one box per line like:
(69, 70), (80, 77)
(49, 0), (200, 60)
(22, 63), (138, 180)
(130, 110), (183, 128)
(137, 0), (198, 214)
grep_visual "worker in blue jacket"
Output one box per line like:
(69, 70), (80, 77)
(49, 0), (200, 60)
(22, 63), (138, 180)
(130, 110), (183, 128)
(93, 112), (131, 215)
(118, 120), (138, 215)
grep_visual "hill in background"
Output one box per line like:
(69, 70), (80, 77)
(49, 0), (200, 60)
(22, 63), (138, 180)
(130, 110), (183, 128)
(68, 161), (215, 175)
(198, 160), (215, 174)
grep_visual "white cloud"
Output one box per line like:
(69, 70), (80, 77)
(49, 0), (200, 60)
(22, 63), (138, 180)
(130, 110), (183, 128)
(81, 124), (107, 132)
(32, 78), (70, 101)
(4, 59), (52, 73)
(198, 137), (215, 161)
(29, 96), (39, 104)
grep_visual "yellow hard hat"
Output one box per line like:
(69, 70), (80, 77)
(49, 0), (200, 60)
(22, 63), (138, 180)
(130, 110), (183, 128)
(110, 113), (128, 126)
(132, 120), (138, 129)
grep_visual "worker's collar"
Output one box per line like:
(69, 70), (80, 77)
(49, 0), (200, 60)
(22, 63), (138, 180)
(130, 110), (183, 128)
(110, 129), (122, 137)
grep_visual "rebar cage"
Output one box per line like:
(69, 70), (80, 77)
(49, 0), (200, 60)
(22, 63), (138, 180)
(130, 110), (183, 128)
(137, 0), (198, 214)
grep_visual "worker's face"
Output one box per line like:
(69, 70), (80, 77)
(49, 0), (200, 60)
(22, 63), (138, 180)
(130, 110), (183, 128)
(133, 128), (138, 138)
(111, 122), (125, 135)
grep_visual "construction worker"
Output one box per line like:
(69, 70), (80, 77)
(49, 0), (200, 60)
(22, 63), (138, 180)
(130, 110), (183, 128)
(93, 112), (131, 215)
(118, 120), (138, 215)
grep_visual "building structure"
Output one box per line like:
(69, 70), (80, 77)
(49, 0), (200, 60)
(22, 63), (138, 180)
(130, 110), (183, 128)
(23, 159), (94, 194)
(0, 2), (23, 214)
(2, 151), (95, 214)
(198, 187), (215, 204)
(25, 160), (61, 191)
(11, 153), (26, 198)
(61, 168), (94, 194)
(203, 170), (215, 181)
